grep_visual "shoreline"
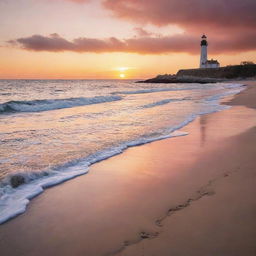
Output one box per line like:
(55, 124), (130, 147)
(112, 81), (256, 256)
(0, 81), (256, 256)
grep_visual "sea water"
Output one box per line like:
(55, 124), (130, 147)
(0, 79), (245, 223)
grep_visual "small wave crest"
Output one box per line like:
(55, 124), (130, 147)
(0, 96), (122, 114)
(141, 98), (190, 109)
(205, 88), (244, 102)
(112, 88), (181, 95)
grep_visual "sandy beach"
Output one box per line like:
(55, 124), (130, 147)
(0, 81), (256, 256)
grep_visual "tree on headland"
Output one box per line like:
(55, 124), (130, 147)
(240, 61), (255, 65)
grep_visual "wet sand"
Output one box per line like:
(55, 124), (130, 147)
(0, 82), (256, 256)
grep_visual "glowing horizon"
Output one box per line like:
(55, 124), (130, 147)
(0, 0), (255, 79)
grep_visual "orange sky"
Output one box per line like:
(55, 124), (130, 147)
(0, 0), (255, 79)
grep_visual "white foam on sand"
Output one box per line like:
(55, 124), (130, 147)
(0, 166), (89, 224)
(0, 130), (189, 225)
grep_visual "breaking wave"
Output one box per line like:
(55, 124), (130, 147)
(0, 96), (122, 114)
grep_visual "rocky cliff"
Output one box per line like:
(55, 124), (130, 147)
(177, 64), (256, 79)
(139, 64), (256, 84)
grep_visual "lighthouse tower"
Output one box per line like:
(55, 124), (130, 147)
(200, 34), (208, 68)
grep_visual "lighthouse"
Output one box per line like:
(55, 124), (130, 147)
(199, 35), (220, 69)
(200, 35), (208, 68)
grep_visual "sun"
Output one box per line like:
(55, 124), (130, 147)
(119, 74), (125, 78)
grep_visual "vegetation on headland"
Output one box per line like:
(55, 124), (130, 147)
(139, 64), (256, 84)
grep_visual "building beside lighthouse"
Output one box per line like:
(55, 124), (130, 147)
(200, 35), (220, 69)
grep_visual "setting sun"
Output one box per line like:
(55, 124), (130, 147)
(119, 74), (125, 78)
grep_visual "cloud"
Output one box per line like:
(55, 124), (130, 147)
(8, 32), (256, 55)
(102, 0), (256, 35)
(34, 0), (255, 56)
(58, 0), (256, 36)
(133, 27), (154, 37)
(63, 0), (91, 3)
(7, 34), (124, 53)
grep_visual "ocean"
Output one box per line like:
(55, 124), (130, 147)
(0, 79), (244, 224)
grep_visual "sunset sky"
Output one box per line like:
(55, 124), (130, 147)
(0, 0), (255, 79)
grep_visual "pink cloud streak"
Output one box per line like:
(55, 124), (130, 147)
(8, 32), (256, 55)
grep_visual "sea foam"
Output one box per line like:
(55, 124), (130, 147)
(0, 95), (122, 114)
(112, 87), (190, 95)
(141, 98), (190, 109)
(112, 83), (244, 95)
(0, 130), (188, 225)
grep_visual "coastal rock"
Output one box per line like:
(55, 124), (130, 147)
(138, 74), (223, 84)
(10, 175), (25, 188)
(140, 231), (159, 239)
